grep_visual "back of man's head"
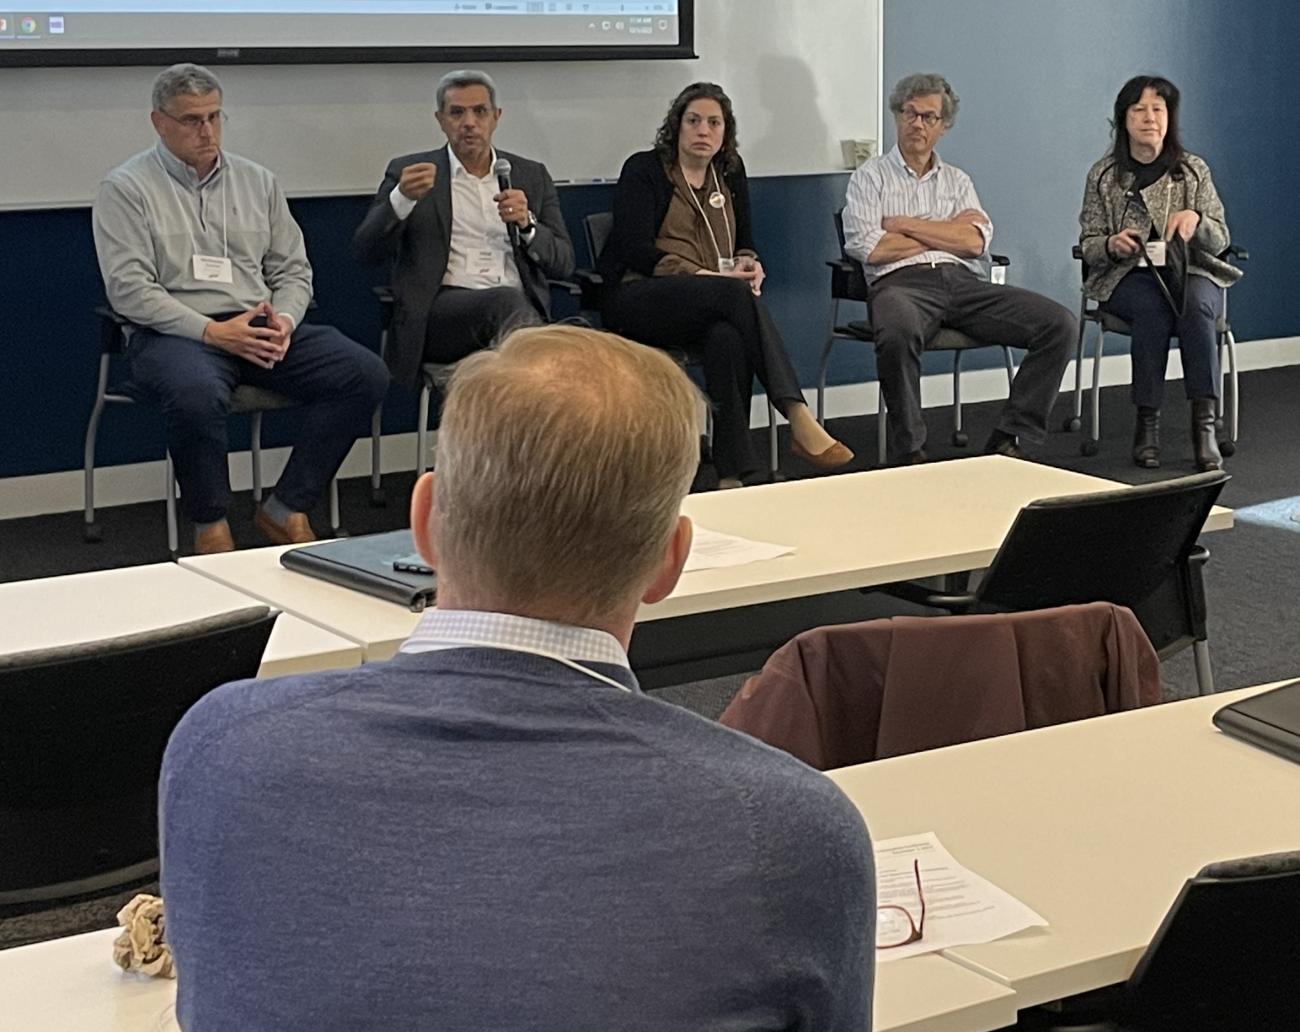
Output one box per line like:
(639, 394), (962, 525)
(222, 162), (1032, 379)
(430, 325), (700, 625)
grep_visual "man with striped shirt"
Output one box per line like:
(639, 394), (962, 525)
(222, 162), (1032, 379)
(844, 73), (1074, 464)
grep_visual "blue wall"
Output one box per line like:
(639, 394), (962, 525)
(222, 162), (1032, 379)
(883, 0), (1297, 343)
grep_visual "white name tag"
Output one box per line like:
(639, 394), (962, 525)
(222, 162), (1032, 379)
(192, 254), (233, 283)
(1144, 240), (1167, 268)
(471, 248), (503, 282)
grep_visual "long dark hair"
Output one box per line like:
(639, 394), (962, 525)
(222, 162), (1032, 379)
(653, 81), (741, 175)
(1110, 75), (1185, 170)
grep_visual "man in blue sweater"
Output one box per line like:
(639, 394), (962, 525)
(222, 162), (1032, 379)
(160, 324), (876, 1030)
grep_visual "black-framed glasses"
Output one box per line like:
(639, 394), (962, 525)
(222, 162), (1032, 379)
(898, 107), (942, 128)
(876, 858), (926, 949)
(159, 109), (228, 133)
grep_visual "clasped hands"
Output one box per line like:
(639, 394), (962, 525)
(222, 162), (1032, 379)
(202, 301), (292, 369)
(697, 255), (765, 296)
(398, 161), (532, 228)
(1107, 209), (1199, 259)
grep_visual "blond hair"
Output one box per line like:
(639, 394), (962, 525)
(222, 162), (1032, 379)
(432, 325), (701, 624)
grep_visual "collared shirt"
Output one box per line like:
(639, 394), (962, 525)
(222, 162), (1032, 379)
(842, 144), (992, 282)
(388, 147), (525, 292)
(400, 607), (630, 672)
(92, 142), (313, 342)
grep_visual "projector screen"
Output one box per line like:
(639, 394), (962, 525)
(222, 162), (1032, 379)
(0, 0), (693, 66)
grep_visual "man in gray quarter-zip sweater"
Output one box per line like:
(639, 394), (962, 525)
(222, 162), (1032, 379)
(92, 63), (389, 554)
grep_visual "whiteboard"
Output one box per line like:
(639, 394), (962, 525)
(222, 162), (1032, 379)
(0, 0), (879, 210)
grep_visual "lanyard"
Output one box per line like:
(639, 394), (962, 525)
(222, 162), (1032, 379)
(416, 638), (634, 694)
(682, 163), (733, 267)
(159, 155), (228, 259)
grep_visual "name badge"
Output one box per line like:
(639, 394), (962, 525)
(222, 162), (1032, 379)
(1144, 240), (1167, 268)
(471, 248), (502, 282)
(192, 254), (234, 283)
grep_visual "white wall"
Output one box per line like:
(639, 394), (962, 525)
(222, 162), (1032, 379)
(0, 0), (879, 209)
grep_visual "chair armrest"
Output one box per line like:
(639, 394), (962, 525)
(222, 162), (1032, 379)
(923, 592), (978, 612)
(1222, 243), (1249, 262)
(548, 277), (581, 296)
(95, 305), (131, 355)
(574, 268), (606, 311)
(1071, 244), (1085, 261)
(827, 257), (868, 303)
(990, 254), (1011, 267)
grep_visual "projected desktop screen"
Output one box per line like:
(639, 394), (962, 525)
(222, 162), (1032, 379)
(0, 0), (693, 66)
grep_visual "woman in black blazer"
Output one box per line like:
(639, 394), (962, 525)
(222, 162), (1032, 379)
(600, 82), (852, 485)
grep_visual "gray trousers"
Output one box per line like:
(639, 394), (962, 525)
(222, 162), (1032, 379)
(868, 264), (1076, 456)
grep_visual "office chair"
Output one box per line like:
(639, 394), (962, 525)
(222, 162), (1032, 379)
(0, 605), (277, 909)
(1065, 244), (1247, 457)
(818, 210), (1018, 465)
(84, 308), (342, 556)
(1023, 850), (1300, 1032)
(577, 210), (780, 474)
(875, 470), (1229, 695)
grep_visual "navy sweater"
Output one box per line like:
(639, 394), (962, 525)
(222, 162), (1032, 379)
(160, 647), (875, 1031)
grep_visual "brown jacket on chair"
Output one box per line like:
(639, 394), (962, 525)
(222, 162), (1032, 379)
(719, 602), (1161, 771)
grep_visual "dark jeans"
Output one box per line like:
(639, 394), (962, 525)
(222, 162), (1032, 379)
(128, 324), (389, 524)
(424, 285), (540, 364)
(603, 275), (803, 478)
(868, 264), (1076, 457)
(1102, 270), (1223, 409)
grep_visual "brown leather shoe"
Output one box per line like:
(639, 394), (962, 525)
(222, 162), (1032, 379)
(255, 507), (317, 545)
(791, 438), (855, 470)
(194, 521), (235, 555)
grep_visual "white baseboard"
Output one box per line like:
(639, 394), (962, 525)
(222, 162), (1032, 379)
(5, 335), (1298, 521)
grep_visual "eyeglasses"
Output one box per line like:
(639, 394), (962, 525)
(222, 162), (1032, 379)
(898, 107), (942, 128)
(159, 109), (228, 133)
(876, 858), (926, 949)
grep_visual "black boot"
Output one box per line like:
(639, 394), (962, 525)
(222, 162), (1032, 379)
(1190, 398), (1223, 471)
(1132, 406), (1161, 468)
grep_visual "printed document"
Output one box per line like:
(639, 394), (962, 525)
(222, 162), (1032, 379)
(875, 831), (1048, 962)
(683, 525), (795, 572)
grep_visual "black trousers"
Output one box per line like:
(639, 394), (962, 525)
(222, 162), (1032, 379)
(869, 264), (1076, 457)
(424, 285), (541, 364)
(603, 276), (803, 478)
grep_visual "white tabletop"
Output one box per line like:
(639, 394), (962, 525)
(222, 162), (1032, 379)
(180, 457), (1230, 659)
(0, 563), (362, 679)
(827, 679), (1300, 1008)
(0, 928), (177, 1032)
(0, 927), (1015, 1032)
(650, 455), (1233, 621)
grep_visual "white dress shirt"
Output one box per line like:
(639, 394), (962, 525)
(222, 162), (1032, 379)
(843, 144), (992, 281)
(388, 146), (525, 292)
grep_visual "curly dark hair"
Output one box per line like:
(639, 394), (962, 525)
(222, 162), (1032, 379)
(653, 82), (740, 175)
(1110, 75), (1185, 170)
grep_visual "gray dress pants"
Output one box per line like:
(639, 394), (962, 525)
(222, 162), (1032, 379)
(868, 263), (1076, 457)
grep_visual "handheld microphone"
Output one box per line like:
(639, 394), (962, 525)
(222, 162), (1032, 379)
(493, 157), (520, 249)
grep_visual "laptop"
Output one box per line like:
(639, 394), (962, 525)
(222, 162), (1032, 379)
(1213, 680), (1300, 765)
(280, 530), (436, 611)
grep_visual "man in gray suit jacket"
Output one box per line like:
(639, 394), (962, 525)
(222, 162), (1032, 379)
(354, 69), (575, 389)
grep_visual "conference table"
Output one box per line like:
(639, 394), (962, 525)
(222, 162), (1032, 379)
(0, 925), (1018, 1032)
(828, 678), (1300, 1011)
(176, 456), (1233, 675)
(0, 563), (363, 678)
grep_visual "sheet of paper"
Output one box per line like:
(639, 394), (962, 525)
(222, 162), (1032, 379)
(682, 525), (796, 572)
(874, 831), (1048, 963)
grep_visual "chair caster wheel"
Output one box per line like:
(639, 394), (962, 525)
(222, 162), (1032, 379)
(332, 528), (350, 540)
(1219, 440), (1236, 457)
(951, 431), (969, 448)
(370, 488), (387, 508)
(1063, 416), (1082, 432)
(1081, 439), (1100, 457)
(83, 522), (103, 543)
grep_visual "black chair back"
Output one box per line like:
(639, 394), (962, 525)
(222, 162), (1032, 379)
(974, 471), (1228, 654)
(0, 605), (277, 905)
(583, 211), (615, 265)
(1121, 851), (1300, 1030)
